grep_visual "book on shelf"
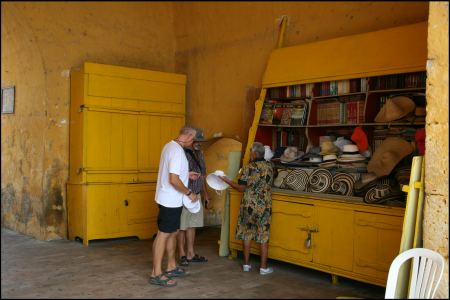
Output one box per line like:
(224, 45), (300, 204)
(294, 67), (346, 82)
(280, 104), (294, 125)
(369, 71), (426, 90)
(290, 100), (308, 126)
(272, 103), (285, 125)
(260, 103), (274, 124)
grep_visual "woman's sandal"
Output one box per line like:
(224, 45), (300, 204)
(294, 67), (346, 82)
(187, 254), (208, 263)
(165, 266), (188, 277)
(179, 256), (189, 267)
(149, 274), (177, 287)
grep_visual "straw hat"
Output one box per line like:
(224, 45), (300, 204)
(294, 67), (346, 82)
(206, 170), (229, 191)
(337, 144), (367, 162)
(367, 137), (413, 177)
(319, 154), (337, 168)
(320, 141), (339, 155)
(280, 147), (300, 162)
(182, 194), (201, 213)
(374, 96), (416, 123)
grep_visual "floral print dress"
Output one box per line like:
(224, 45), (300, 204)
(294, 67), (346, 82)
(235, 158), (274, 243)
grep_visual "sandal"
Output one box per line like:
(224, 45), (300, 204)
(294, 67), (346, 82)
(165, 266), (188, 277)
(149, 274), (177, 287)
(188, 254), (208, 263)
(179, 256), (189, 267)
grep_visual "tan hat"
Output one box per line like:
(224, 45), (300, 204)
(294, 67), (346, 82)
(280, 147), (300, 162)
(320, 141), (339, 155)
(367, 137), (413, 177)
(374, 96), (416, 123)
(337, 144), (366, 162)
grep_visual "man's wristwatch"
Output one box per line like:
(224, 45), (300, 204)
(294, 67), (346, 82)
(185, 189), (192, 196)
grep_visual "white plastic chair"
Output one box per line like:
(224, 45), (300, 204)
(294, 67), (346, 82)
(385, 248), (445, 299)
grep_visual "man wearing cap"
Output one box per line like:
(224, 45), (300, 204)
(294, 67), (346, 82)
(177, 128), (210, 266)
(219, 142), (275, 275)
(149, 125), (201, 287)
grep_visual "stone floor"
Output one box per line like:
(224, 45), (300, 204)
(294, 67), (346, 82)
(1, 226), (385, 299)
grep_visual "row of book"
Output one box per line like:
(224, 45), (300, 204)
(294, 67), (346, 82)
(269, 84), (314, 99)
(369, 72), (426, 90)
(260, 100), (309, 126)
(267, 71), (425, 100)
(314, 78), (368, 97)
(275, 128), (307, 149)
(316, 99), (365, 125)
(268, 78), (368, 99)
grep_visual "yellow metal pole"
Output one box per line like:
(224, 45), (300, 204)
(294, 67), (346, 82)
(277, 15), (288, 48)
(396, 156), (424, 298)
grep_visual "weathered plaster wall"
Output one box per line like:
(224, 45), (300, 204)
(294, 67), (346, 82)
(424, 2), (449, 298)
(1, 2), (176, 240)
(172, 2), (429, 144)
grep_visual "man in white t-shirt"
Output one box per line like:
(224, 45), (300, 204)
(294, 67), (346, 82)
(149, 126), (201, 287)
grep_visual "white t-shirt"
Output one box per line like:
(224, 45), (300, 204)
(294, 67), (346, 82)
(155, 140), (189, 207)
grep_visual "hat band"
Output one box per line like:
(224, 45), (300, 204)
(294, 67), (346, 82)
(342, 151), (360, 155)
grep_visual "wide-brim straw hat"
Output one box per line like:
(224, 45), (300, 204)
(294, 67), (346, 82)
(182, 194), (201, 213)
(374, 96), (416, 123)
(280, 146), (300, 162)
(206, 170), (229, 191)
(367, 137), (413, 177)
(337, 144), (366, 162)
(320, 141), (339, 155)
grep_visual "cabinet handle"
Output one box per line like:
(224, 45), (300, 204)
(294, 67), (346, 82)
(297, 226), (319, 233)
(124, 199), (129, 206)
(304, 232), (312, 249)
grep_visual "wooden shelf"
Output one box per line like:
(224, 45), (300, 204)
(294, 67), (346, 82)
(311, 122), (425, 127)
(368, 87), (425, 93)
(268, 96), (311, 101)
(260, 122), (425, 128)
(259, 123), (308, 128)
(313, 92), (366, 99)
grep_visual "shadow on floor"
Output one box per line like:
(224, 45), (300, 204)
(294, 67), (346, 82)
(1, 226), (385, 299)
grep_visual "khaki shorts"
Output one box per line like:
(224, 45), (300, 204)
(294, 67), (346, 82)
(180, 194), (204, 230)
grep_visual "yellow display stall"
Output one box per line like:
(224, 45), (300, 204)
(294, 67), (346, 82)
(229, 22), (427, 287)
(67, 62), (186, 245)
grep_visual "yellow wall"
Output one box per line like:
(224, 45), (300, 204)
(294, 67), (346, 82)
(1, 2), (435, 244)
(1, 2), (176, 240)
(425, 2), (449, 298)
(173, 2), (429, 144)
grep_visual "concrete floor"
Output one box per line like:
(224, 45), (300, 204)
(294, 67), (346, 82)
(1, 226), (385, 299)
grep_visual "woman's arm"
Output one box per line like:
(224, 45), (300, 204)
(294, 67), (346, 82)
(220, 176), (246, 193)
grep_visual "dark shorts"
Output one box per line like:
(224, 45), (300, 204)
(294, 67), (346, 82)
(157, 204), (183, 233)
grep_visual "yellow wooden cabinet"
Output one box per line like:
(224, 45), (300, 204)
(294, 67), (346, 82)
(230, 22), (427, 286)
(229, 190), (404, 286)
(67, 62), (186, 245)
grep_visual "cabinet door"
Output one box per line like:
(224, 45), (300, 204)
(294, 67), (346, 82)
(313, 206), (354, 271)
(124, 183), (157, 231)
(122, 113), (138, 170)
(138, 115), (184, 172)
(86, 184), (122, 238)
(85, 110), (138, 172)
(85, 111), (112, 169)
(270, 200), (314, 263)
(353, 211), (403, 282)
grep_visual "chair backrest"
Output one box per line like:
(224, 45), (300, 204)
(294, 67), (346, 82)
(385, 248), (445, 299)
